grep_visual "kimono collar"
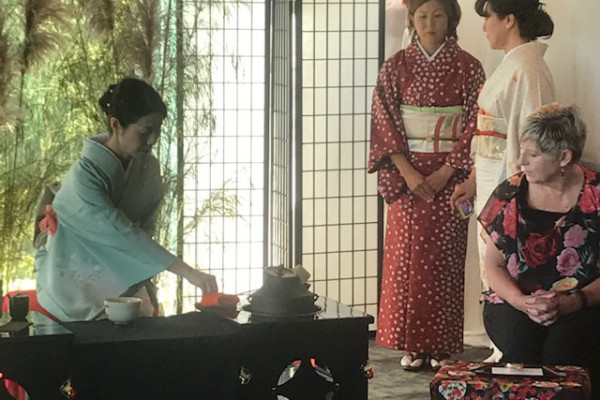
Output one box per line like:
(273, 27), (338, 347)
(504, 41), (548, 60)
(415, 37), (451, 62)
(82, 133), (125, 180)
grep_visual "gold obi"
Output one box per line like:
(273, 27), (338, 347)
(472, 113), (508, 160)
(401, 105), (463, 153)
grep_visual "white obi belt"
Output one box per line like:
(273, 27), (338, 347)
(472, 112), (508, 160)
(401, 105), (462, 153)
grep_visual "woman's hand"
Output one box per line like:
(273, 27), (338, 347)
(450, 169), (476, 210)
(389, 153), (435, 201)
(403, 167), (436, 201)
(426, 165), (455, 194)
(185, 269), (219, 294)
(524, 289), (589, 326)
(525, 289), (586, 326)
(168, 259), (219, 294)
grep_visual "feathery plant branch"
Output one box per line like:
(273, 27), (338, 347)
(0, 7), (13, 128)
(1, 0), (68, 288)
(22, 0), (67, 70)
(85, 0), (115, 34)
(158, 0), (173, 97)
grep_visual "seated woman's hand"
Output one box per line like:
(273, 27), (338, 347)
(524, 290), (560, 326)
(186, 269), (219, 294)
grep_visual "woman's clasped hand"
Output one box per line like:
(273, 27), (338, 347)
(519, 290), (582, 326)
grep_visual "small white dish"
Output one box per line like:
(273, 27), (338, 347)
(104, 297), (142, 325)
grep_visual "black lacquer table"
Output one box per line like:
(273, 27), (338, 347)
(0, 312), (73, 400)
(230, 296), (374, 400)
(0, 296), (373, 400)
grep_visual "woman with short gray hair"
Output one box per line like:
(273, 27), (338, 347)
(521, 103), (586, 165)
(479, 103), (600, 396)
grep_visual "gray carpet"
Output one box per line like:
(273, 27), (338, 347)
(368, 340), (492, 399)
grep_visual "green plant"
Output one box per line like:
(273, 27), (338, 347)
(0, 0), (71, 289)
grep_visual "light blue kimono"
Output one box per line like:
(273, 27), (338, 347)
(36, 134), (176, 321)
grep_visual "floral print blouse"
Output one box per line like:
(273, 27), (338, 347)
(478, 167), (600, 303)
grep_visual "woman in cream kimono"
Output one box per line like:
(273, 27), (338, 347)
(369, 0), (485, 371)
(35, 78), (218, 322)
(452, 0), (555, 289)
(450, 0), (555, 360)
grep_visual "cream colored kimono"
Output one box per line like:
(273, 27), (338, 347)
(472, 42), (555, 288)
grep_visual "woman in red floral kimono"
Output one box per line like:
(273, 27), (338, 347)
(368, 0), (485, 370)
(479, 104), (600, 397)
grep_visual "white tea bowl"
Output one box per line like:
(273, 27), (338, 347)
(104, 297), (142, 325)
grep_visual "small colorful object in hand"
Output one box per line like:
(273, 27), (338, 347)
(551, 277), (578, 293)
(198, 292), (240, 307)
(457, 200), (474, 220)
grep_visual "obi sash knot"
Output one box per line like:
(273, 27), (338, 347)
(472, 112), (508, 160)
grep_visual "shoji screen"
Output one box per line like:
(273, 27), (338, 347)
(300, 0), (382, 321)
(178, 0), (267, 312)
(265, 0), (300, 269)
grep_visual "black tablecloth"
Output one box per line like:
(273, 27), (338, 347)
(63, 312), (240, 400)
(63, 311), (238, 343)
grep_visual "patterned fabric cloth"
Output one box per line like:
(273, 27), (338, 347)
(430, 361), (591, 400)
(369, 38), (484, 205)
(478, 167), (600, 303)
(36, 134), (175, 322)
(368, 38), (485, 354)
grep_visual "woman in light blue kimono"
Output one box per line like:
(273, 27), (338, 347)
(35, 77), (218, 322)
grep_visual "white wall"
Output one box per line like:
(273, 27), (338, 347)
(385, 0), (600, 346)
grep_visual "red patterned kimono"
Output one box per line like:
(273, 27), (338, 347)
(368, 38), (485, 354)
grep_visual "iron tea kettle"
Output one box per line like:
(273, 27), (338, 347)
(247, 265), (319, 317)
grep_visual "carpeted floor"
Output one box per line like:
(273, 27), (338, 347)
(368, 340), (492, 399)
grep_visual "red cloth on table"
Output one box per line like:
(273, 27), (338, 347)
(198, 293), (239, 307)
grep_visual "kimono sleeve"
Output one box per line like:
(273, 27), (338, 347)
(502, 65), (554, 175)
(368, 53), (408, 173)
(53, 160), (176, 281)
(139, 197), (162, 237)
(445, 53), (486, 171)
(125, 153), (165, 237)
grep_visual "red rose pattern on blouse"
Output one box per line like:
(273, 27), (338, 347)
(478, 168), (600, 300)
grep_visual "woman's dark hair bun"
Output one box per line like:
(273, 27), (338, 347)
(97, 77), (167, 129)
(474, 0), (553, 40)
(98, 84), (117, 115)
(530, 7), (554, 39)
